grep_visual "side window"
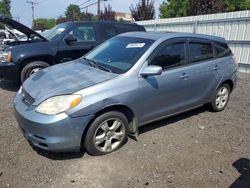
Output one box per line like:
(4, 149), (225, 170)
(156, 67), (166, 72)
(150, 43), (186, 70)
(189, 42), (213, 63)
(68, 25), (95, 42)
(99, 24), (118, 40)
(214, 42), (232, 58)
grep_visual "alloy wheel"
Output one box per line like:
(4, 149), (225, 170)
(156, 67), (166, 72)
(215, 86), (229, 110)
(29, 67), (42, 76)
(94, 118), (126, 153)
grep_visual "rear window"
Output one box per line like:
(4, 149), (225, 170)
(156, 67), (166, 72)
(189, 42), (213, 63)
(214, 42), (232, 58)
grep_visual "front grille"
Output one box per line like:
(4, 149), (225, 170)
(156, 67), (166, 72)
(21, 89), (35, 106)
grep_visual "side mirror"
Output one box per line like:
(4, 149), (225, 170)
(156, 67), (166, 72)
(140, 65), (162, 77)
(64, 34), (77, 44)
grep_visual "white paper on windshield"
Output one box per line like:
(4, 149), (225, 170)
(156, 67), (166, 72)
(126, 43), (145, 48)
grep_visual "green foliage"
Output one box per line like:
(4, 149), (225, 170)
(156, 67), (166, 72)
(159, 0), (250, 18)
(99, 4), (115, 21)
(56, 12), (95, 24)
(159, 0), (188, 18)
(91, 15), (98, 21)
(56, 16), (68, 24)
(188, 0), (225, 15)
(130, 0), (155, 21)
(0, 0), (11, 17)
(0, 0), (11, 29)
(225, 0), (250, 11)
(65, 4), (81, 21)
(81, 11), (95, 21)
(33, 18), (56, 31)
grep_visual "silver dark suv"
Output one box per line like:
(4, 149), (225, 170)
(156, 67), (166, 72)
(13, 32), (238, 156)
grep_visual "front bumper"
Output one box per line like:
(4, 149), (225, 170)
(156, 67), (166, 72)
(0, 62), (20, 83)
(13, 92), (94, 152)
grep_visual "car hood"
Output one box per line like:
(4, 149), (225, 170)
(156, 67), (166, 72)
(22, 60), (117, 105)
(0, 15), (47, 41)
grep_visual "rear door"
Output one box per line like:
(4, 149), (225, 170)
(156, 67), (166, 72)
(184, 38), (223, 106)
(56, 23), (97, 63)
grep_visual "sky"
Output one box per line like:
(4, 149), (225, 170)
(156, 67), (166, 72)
(10, 0), (164, 27)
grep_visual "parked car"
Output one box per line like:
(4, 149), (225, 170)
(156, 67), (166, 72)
(0, 15), (145, 83)
(13, 32), (238, 156)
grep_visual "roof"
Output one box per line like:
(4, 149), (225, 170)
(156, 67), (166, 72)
(119, 32), (226, 43)
(64, 20), (138, 26)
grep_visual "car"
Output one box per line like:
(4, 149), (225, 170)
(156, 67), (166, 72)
(0, 15), (145, 83)
(13, 32), (238, 156)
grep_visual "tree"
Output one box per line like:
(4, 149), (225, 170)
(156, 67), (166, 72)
(57, 12), (96, 24)
(56, 16), (69, 24)
(65, 4), (81, 21)
(80, 11), (94, 21)
(0, 0), (11, 29)
(0, 0), (11, 17)
(188, 0), (225, 15)
(159, 0), (188, 18)
(130, 0), (155, 21)
(33, 18), (56, 31)
(159, 0), (250, 18)
(225, 0), (250, 11)
(99, 4), (115, 21)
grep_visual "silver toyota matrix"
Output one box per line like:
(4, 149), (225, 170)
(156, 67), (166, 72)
(13, 32), (238, 155)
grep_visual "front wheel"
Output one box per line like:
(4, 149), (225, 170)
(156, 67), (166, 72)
(209, 83), (230, 112)
(21, 61), (49, 83)
(84, 111), (129, 156)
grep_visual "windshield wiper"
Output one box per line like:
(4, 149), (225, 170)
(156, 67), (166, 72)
(82, 58), (112, 73)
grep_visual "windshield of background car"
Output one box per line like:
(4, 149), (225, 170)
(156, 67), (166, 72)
(84, 36), (154, 74)
(42, 23), (68, 40)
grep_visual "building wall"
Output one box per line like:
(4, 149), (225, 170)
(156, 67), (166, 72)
(136, 10), (250, 66)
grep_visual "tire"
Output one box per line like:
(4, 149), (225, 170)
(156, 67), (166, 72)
(84, 111), (129, 156)
(209, 83), (230, 112)
(20, 61), (49, 83)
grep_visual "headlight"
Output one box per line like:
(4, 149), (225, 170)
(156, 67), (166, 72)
(35, 95), (82, 115)
(0, 51), (11, 63)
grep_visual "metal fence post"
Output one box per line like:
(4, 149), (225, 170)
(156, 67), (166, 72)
(193, 19), (198, 33)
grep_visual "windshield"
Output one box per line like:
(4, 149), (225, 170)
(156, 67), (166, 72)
(84, 36), (154, 74)
(42, 23), (68, 40)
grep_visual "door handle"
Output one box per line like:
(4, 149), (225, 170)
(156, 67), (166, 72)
(213, 65), (220, 71)
(180, 73), (189, 80)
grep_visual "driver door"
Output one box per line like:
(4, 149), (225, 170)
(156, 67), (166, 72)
(56, 23), (97, 63)
(138, 38), (191, 124)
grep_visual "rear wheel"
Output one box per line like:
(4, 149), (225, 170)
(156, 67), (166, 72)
(84, 111), (129, 156)
(21, 61), (49, 83)
(209, 83), (230, 112)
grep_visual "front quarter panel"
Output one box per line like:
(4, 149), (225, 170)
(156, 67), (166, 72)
(68, 71), (140, 119)
(9, 41), (58, 64)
